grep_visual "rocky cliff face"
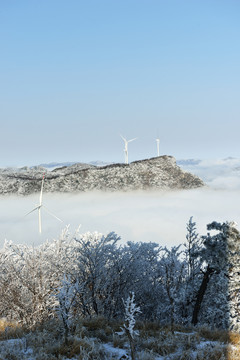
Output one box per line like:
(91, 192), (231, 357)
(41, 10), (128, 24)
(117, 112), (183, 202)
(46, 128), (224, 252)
(0, 156), (204, 195)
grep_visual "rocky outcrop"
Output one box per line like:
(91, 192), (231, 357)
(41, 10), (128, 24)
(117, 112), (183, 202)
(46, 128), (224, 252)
(0, 156), (205, 195)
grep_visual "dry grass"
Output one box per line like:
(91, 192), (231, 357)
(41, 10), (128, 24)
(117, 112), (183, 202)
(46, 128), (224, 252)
(228, 331), (240, 345)
(2, 316), (240, 359)
(0, 338), (29, 360)
(0, 318), (19, 332)
(195, 343), (227, 360)
(137, 349), (156, 360)
(75, 316), (118, 344)
(82, 316), (109, 331)
(0, 319), (11, 332)
(0, 318), (28, 341)
(138, 320), (162, 339)
(197, 326), (229, 343)
(227, 344), (240, 360)
(52, 337), (108, 359)
(139, 336), (177, 356)
(112, 333), (126, 349)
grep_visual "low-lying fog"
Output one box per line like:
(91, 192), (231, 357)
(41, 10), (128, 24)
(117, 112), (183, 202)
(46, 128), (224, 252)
(1, 158), (240, 248)
(1, 185), (239, 248)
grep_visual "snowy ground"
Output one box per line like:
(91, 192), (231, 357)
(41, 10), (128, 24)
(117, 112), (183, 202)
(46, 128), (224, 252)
(0, 334), (232, 359)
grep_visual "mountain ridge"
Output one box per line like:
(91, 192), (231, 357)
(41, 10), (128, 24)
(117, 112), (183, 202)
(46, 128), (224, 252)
(0, 156), (204, 195)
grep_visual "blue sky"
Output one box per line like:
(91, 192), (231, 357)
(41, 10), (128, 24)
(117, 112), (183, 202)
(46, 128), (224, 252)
(1, 0), (240, 167)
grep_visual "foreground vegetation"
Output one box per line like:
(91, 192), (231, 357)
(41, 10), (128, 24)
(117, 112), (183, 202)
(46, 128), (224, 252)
(1, 218), (240, 358)
(1, 317), (240, 359)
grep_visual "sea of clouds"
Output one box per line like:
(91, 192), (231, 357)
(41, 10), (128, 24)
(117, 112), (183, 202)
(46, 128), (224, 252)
(0, 158), (239, 249)
(179, 157), (240, 190)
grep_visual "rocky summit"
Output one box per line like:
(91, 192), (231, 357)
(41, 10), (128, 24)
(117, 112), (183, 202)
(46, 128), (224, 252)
(0, 156), (205, 195)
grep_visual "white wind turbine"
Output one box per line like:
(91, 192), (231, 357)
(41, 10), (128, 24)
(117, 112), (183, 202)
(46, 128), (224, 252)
(25, 174), (63, 234)
(156, 137), (160, 157)
(120, 135), (137, 164)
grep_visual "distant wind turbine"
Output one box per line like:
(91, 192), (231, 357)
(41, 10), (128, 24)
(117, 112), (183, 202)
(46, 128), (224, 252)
(120, 135), (137, 164)
(156, 137), (160, 157)
(25, 174), (63, 234)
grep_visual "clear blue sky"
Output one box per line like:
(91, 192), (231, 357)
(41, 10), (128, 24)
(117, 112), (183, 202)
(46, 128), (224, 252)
(1, 0), (240, 167)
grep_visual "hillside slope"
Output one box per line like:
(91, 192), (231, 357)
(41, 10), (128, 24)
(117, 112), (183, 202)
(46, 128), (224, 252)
(0, 156), (205, 195)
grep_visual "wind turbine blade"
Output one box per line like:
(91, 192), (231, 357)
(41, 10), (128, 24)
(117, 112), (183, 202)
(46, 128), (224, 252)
(120, 134), (126, 142)
(128, 138), (137, 143)
(24, 206), (40, 217)
(39, 174), (45, 205)
(42, 206), (63, 222)
(39, 207), (42, 234)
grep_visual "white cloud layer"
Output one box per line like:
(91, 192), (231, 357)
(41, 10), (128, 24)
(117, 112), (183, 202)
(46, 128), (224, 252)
(0, 186), (239, 249)
(180, 157), (240, 189)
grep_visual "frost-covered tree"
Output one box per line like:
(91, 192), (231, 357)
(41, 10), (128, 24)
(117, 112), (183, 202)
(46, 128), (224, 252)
(191, 221), (240, 328)
(73, 231), (121, 317)
(198, 221), (240, 330)
(0, 226), (77, 326)
(1, 221), (239, 332)
(225, 222), (240, 330)
(198, 270), (229, 329)
(184, 217), (202, 280)
(116, 241), (162, 320)
(55, 274), (80, 345)
(182, 217), (202, 324)
(159, 246), (186, 331)
(0, 241), (56, 325)
(120, 292), (141, 360)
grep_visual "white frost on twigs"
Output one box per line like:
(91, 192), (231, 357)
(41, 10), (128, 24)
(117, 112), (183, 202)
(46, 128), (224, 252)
(120, 292), (141, 338)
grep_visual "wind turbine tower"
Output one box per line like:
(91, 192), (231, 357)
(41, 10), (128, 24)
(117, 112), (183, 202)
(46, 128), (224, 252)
(156, 138), (160, 157)
(25, 174), (62, 234)
(120, 135), (137, 164)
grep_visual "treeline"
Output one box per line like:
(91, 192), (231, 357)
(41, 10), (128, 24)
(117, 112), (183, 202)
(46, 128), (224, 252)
(0, 219), (240, 332)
